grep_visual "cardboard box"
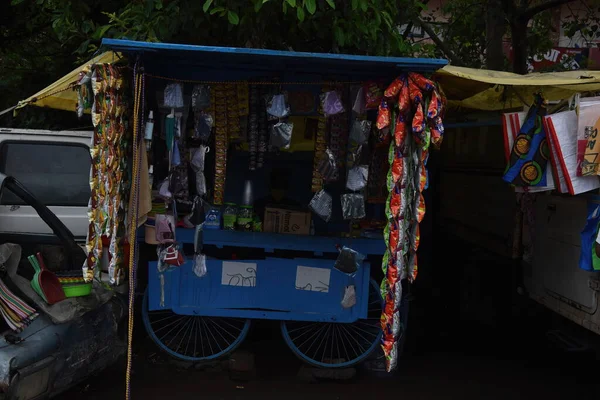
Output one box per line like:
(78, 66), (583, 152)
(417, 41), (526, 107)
(264, 207), (310, 235)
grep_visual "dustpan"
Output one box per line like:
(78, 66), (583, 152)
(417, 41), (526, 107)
(29, 253), (65, 305)
(28, 255), (47, 303)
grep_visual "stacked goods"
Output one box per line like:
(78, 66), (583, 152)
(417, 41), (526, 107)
(377, 73), (445, 371)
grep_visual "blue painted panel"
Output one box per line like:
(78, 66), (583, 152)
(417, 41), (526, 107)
(148, 258), (371, 323)
(176, 228), (386, 256)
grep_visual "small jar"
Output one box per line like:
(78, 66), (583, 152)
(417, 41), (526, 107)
(223, 203), (238, 230)
(237, 206), (253, 232)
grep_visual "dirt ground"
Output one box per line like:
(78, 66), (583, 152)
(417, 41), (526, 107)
(58, 317), (600, 400)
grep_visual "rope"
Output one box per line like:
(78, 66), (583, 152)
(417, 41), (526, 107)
(144, 72), (360, 86)
(125, 61), (143, 400)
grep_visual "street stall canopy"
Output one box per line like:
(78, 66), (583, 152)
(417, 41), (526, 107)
(15, 51), (122, 112)
(435, 65), (600, 111)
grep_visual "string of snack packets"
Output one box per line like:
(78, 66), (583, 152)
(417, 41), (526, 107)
(377, 72), (446, 372)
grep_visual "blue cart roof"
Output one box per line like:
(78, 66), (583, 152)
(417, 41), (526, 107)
(101, 39), (447, 81)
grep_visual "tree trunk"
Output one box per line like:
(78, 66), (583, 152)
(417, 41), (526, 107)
(511, 19), (529, 74)
(485, 0), (506, 70)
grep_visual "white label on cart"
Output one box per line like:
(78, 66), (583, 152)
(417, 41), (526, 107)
(221, 262), (257, 287)
(295, 266), (330, 293)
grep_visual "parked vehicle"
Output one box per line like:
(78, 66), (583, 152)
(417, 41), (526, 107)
(0, 128), (125, 399)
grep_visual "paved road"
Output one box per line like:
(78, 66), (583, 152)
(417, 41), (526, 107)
(58, 318), (600, 400)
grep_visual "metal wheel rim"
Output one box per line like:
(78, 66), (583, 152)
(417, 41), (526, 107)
(142, 289), (251, 361)
(280, 279), (383, 368)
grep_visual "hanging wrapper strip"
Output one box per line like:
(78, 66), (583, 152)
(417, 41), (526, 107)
(312, 87), (328, 192)
(329, 86), (349, 180)
(249, 85), (259, 170)
(213, 85), (228, 206)
(84, 63), (130, 285)
(377, 72), (446, 372)
(257, 86), (268, 169)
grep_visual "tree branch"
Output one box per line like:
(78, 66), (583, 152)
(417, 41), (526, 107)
(519, 0), (577, 22)
(414, 18), (464, 66)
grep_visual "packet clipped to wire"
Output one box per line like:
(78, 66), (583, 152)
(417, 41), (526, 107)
(341, 193), (366, 220)
(309, 189), (333, 222)
(334, 246), (365, 276)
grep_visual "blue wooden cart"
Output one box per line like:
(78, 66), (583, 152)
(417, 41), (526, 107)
(144, 228), (386, 367)
(98, 39), (445, 368)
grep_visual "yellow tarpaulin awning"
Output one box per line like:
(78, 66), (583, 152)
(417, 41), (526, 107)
(16, 51), (122, 113)
(435, 65), (600, 111)
(17, 52), (600, 114)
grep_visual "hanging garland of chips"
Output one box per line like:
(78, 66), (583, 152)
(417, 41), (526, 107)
(213, 85), (228, 206)
(328, 86), (348, 182)
(226, 83), (241, 142)
(311, 87), (329, 192)
(257, 86), (268, 169)
(378, 72), (445, 372)
(248, 85), (259, 170)
(83, 64), (130, 284)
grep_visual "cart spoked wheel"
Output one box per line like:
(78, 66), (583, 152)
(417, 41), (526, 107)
(280, 279), (383, 368)
(142, 289), (251, 362)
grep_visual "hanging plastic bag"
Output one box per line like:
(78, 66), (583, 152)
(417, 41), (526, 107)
(350, 120), (372, 145)
(341, 193), (366, 220)
(317, 148), (338, 182)
(191, 146), (209, 172)
(193, 253), (208, 278)
(193, 112), (213, 141)
(352, 86), (366, 114)
(164, 243), (185, 267)
(321, 91), (345, 117)
(172, 141), (182, 167)
(196, 173), (207, 197)
(192, 85), (211, 110)
(309, 189), (333, 222)
(341, 285), (357, 308)
(334, 246), (365, 275)
(270, 122), (294, 150)
(155, 214), (176, 244)
(189, 197), (206, 226)
(346, 165), (369, 191)
(266, 94), (290, 119)
(169, 169), (188, 197)
(158, 179), (172, 200)
(164, 83), (184, 108)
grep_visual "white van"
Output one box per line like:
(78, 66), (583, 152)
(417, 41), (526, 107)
(0, 128), (91, 242)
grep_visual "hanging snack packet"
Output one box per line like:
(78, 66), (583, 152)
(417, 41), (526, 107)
(398, 81), (410, 114)
(334, 246), (365, 275)
(364, 81), (383, 110)
(309, 189), (333, 222)
(164, 83), (184, 108)
(341, 285), (357, 308)
(321, 91), (345, 117)
(427, 90), (442, 119)
(412, 104), (426, 144)
(350, 120), (372, 145)
(394, 114), (408, 148)
(409, 72), (435, 92)
(192, 85), (211, 110)
(317, 148), (338, 182)
(270, 122), (294, 150)
(384, 77), (405, 98)
(346, 165), (369, 191)
(341, 193), (366, 220)
(408, 80), (423, 106)
(266, 94), (290, 119)
(377, 100), (391, 130)
(352, 86), (366, 114)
